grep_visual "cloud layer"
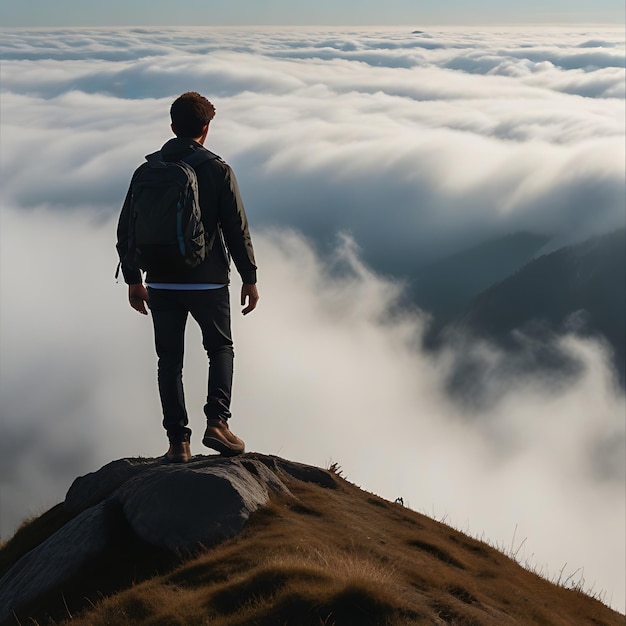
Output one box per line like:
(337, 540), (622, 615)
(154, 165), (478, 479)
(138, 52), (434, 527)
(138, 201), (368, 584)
(1, 26), (624, 272)
(1, 209), (624, 610)
(1, 26), (624, 611)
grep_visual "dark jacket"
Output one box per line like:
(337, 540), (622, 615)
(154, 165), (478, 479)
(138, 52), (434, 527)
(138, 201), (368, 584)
(116, 137), (257, 286)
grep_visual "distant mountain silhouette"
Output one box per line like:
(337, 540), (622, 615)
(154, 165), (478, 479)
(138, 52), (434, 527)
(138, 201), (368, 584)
(412, 231), (551, 325)
(450, 228), (626, 386)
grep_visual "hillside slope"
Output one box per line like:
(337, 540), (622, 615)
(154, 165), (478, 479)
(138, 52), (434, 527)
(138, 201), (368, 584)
(412, 231), (550, 324)
(0, 453), (622, 626)
(449, 228), (626, 385)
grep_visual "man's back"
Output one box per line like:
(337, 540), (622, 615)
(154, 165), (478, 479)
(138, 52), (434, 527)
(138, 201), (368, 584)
(116, 91), (259, 463)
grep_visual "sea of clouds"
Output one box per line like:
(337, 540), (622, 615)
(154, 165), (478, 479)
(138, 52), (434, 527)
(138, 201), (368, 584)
(1, 26), (624, 610)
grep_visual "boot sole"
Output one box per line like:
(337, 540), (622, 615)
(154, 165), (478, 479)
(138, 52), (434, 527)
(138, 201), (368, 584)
(202, 436), (244, 457)
(165, 454), (191, 463)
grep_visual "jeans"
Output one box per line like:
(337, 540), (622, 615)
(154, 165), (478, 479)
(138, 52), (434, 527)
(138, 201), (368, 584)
(147, 287), (233, 442)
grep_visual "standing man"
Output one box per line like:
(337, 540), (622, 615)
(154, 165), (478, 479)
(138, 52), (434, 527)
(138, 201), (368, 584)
(116, 92), (259, 463)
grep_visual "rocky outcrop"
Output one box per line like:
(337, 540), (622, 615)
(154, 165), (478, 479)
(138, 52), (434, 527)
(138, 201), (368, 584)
(0, 453), (336, 622)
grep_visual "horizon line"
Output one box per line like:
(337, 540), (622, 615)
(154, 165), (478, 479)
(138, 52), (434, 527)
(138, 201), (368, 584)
(1, 22), (624, 30)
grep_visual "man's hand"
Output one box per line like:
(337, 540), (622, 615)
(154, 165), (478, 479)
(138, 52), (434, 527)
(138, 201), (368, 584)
(241, 283), (259, 315)
(128, 283), (149, 315)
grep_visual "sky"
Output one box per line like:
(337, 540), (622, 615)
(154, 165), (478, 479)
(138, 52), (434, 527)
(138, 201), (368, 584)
(0, 0), (625, 27)
(0, 23), (625, 613)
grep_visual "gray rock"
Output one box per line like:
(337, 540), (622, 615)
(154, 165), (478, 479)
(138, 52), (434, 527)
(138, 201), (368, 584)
(117, 456), (292, 552)
(0, 500), (116, 622)
(64, 456), (164, 513)
(0, 453), (335, 622)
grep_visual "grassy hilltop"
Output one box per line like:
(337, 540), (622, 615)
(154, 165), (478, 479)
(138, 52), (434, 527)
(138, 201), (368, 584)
(1, 460), (623, 626)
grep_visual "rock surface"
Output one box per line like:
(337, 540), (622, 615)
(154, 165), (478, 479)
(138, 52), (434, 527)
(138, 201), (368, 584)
(0, 453), (336, 621)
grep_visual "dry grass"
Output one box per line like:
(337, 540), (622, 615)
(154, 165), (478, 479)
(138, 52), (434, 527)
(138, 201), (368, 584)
(0, 504), (72, 581)
(2, 461), (624, 626)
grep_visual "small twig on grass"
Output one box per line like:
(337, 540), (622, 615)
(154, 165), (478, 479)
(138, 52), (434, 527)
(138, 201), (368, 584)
(62, 593), (72, 620)
(512, 537), (527, 559)
(509, 524), (518, 556)
(84, 595), (98, 610)
(508, 524), (528, 560)
(563, 567), (583, 588)
(327, 461), (344, 477)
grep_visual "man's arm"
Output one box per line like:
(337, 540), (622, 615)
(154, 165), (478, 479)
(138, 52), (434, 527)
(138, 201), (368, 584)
(217, 164), (260, 314)
(116, 184), (143, 286)
(218, 165), (258, 286)
(117, 180), (147, 314)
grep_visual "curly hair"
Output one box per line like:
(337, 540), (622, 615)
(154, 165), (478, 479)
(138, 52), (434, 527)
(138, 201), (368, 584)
(170, 92), (216, 138)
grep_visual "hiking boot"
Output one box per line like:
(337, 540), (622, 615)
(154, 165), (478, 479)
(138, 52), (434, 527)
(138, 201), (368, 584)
(165, 440), (192, 463)
(202, 418), (245, 456)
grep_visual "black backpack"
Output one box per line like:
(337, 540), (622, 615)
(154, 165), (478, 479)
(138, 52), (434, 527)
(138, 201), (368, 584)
(122, 149), (218, 274)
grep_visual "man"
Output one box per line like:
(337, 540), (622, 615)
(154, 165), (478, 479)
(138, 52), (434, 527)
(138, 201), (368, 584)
(116, 92), (259, 463)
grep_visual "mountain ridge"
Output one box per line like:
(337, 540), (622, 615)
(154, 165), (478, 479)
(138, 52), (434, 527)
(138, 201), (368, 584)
(411, 231), (551, 324)
(0, 453), (622, 625)
(451, 227), (626, 385)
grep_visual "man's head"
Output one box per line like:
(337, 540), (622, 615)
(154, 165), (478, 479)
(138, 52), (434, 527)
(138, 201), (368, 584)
(170, 92), (216, 139)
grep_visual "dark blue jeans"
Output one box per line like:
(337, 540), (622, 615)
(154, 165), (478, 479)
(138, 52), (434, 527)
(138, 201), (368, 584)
(147, 287), (233, 442)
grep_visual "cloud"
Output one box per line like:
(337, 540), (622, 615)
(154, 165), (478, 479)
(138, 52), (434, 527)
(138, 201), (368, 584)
(1, 28), (624, 273)
(1, 25), (625, 611)
(0, 207), (624, 611)
(2, 27), (624, 96)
